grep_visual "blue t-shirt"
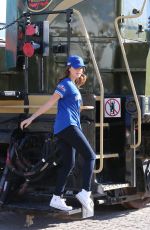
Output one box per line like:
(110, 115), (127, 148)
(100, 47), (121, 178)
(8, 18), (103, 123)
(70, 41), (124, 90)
(54, 77), (82, 134)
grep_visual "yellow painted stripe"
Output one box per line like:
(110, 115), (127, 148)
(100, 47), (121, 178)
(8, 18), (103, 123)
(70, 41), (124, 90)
(47, 0), (84, 24)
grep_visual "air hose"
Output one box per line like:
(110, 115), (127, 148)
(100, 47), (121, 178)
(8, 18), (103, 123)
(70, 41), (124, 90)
(6, 129), (61, 182)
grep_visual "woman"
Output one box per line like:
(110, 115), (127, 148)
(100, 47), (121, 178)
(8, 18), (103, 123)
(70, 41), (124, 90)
(20, 55), (96, 211)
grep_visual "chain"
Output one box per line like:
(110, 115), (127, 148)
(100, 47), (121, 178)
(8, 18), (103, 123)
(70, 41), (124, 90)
(0, 12), (29, 31)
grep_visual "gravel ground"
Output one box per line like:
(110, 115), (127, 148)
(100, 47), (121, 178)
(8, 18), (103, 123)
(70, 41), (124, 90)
(0, 204), (150, 230)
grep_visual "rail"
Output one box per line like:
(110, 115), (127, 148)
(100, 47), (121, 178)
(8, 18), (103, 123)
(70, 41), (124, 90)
(73, 9), (104, 173)
(114, 0), (146, 148)
(0, 105), (94, 110)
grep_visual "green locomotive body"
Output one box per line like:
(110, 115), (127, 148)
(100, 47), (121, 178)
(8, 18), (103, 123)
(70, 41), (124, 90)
(0, 0), (150, 215)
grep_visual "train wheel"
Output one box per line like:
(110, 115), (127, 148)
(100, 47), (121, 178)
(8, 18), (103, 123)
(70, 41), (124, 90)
(122, 197), (150, 209)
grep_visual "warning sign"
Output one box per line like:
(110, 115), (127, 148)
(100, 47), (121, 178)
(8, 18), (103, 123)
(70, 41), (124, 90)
(104, 98), (121, 118)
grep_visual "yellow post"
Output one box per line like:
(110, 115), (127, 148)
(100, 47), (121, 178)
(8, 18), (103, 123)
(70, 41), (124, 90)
(145, 49), (150, 96)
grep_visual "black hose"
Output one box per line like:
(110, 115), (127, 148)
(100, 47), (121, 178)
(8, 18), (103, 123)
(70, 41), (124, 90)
(6, 130), (58, 181)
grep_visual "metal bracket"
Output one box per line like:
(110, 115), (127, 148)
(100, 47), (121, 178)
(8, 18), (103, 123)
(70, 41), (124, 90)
(25, 214), (34, 227)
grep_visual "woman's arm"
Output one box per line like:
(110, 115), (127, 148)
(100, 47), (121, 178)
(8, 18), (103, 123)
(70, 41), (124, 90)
(20, 93), (60, 129)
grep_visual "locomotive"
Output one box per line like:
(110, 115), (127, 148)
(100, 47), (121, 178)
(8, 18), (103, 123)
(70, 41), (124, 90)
(0, 0), (150, 219)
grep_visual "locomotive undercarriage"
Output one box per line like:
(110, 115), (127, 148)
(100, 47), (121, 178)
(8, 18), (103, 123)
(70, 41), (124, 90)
(0, 93), (150, 214)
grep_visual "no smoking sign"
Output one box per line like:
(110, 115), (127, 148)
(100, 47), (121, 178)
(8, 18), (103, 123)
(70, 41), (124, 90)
(104, 98), (121, 118)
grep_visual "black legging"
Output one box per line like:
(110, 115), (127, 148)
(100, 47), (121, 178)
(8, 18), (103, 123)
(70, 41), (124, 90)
(54, 125), (96, 196)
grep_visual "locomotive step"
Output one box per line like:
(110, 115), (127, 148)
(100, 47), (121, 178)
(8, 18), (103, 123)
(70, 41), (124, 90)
(1, 200), (82, 216)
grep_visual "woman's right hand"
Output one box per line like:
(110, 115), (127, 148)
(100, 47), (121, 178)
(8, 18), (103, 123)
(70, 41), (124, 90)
(20, 117), (33, 130)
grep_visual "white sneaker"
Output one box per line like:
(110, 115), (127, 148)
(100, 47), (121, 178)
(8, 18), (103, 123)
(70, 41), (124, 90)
(49, 195), (73, 211)
(76, 189), (94, 211)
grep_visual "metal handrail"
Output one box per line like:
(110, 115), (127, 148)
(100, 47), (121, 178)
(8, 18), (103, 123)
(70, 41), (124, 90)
(114, 0), (146, 148)
(0, 105), (94, 110)
(73, 9), (104, 173)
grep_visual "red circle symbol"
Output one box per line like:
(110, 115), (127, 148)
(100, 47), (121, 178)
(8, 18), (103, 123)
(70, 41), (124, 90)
(105, 99), (120, 117)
